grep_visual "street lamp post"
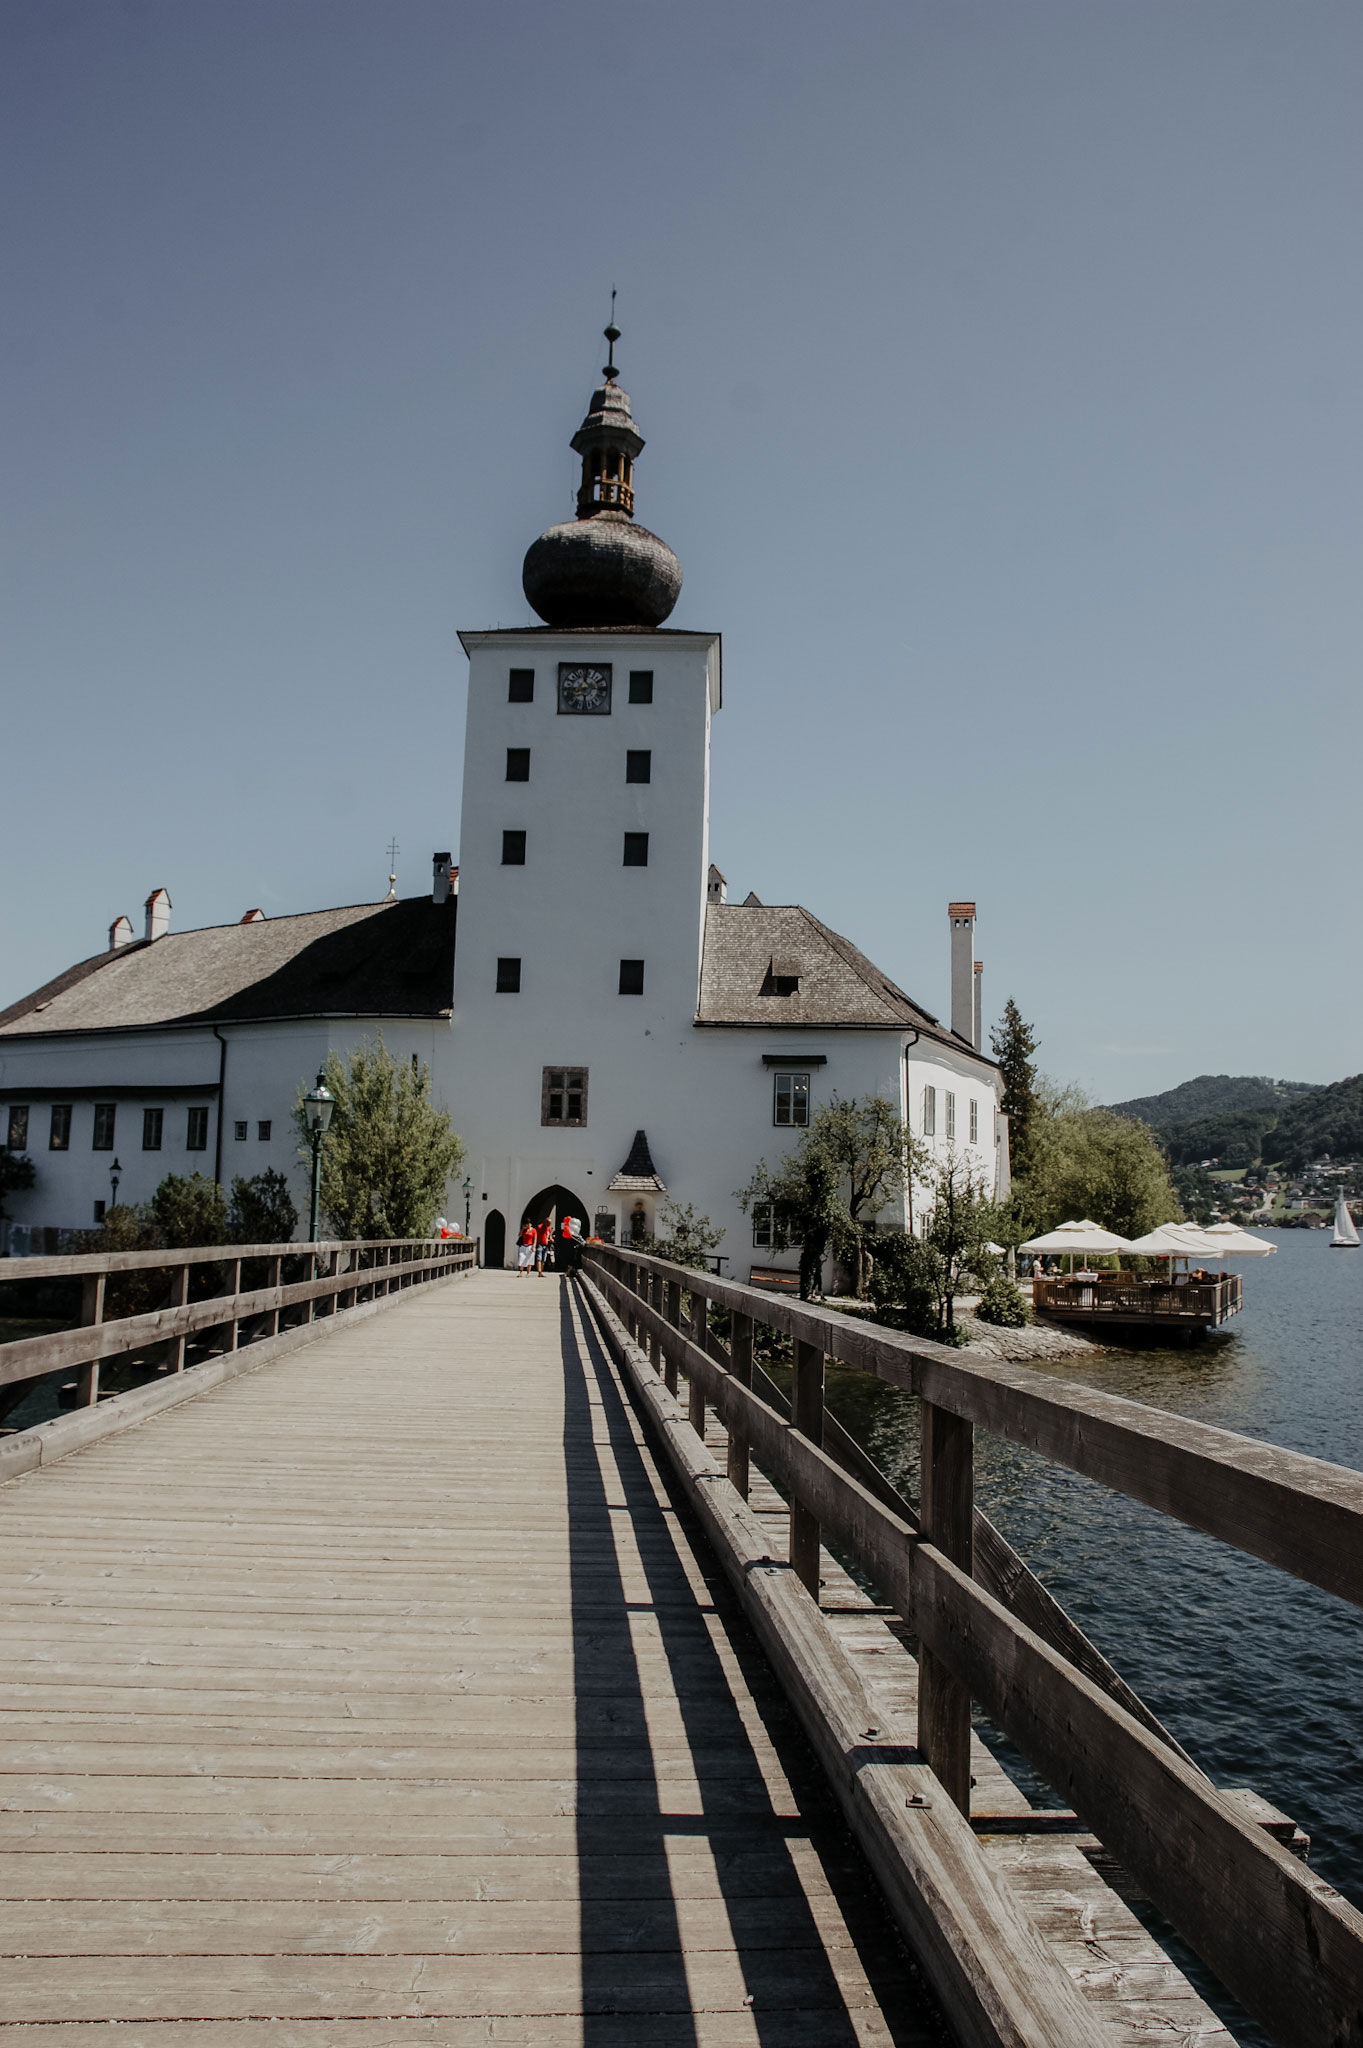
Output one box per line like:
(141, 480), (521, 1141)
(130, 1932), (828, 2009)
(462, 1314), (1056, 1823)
(303, 1071), (335, 1246)
(462, 1175), (472, 1238)
(109, 1158), (122, 1210)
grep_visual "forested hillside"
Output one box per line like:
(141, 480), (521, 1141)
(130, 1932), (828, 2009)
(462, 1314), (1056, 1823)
(1105, 1072), (1360, 1169)
(1267, 1074), (1363, 1169)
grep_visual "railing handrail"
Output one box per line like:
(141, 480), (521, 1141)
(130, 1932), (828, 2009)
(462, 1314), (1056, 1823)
(0, 1235), (468, 1281)
(580, 1243), (1363, 2048)
(587, 1244), (1363, 1610)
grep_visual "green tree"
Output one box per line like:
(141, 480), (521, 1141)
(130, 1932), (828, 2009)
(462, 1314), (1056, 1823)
(227, 1169), (299, 1245)
(0, 1149), (35, 1221)
(990, 999), (1040, 1179)
(148, 1172), (229, 1248)
(919, 1155), (999, 1334)
(296, 1038), (465, 1239)
(738, 1097), (926, 1298)
(1019, 1086), (1180, 1239)
(644, 1200), (723, 1271)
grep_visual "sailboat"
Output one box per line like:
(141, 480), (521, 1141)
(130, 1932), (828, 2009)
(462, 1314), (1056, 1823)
(1331, 1192), (1360, 1248)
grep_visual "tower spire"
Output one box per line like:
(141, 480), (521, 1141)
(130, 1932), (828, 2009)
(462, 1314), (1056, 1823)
(603, 288), (620, 382)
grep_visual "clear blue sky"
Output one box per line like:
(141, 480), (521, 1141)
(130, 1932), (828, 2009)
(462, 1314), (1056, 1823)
(3, 1), (1359, 1102)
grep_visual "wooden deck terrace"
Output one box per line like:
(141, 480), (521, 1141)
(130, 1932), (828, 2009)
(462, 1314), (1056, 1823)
(0, 1245), (1360, 2046)
(1033, 1272), (1243, 1329)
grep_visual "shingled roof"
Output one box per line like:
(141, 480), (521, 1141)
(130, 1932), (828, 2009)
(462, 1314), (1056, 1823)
(0, 899), (456, 1038)
(698, 903), (988, 1058)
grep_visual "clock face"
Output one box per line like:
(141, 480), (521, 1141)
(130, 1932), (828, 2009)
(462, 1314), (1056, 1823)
(557, 663), (613, 715)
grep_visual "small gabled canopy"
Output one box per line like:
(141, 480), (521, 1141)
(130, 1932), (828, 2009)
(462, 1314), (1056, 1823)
(608, 1129), (667, 1194)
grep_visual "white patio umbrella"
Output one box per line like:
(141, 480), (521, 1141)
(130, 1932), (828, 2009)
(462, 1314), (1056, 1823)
(1125, 1223), (1211, 1258)
(1018, 1219), (1134, 1255)
(1197, 1221), (1277, 1257)
(983, 1241), (1007, 1257)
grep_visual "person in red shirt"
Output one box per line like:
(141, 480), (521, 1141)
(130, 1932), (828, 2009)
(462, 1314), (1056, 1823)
(559, 1210), (583, 1274)
(535, 1219), (553, 1276)
(515, 1222), (537, 1276)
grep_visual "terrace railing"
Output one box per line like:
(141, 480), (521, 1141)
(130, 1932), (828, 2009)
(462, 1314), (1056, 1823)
(581, 1241), (1363, 2048)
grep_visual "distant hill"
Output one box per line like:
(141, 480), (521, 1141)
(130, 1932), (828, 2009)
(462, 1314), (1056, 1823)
(1106, 1075), (1328, 1171)
(1111, 1075), (1317, 1128)
(1267, 1074), (1363, 1169)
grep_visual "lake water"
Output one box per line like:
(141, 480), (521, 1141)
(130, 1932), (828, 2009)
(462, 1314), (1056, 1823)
(820, 1231), (1362, 2039)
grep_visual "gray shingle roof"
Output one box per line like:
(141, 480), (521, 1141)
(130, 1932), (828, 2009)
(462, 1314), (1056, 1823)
(698, 903), (986, 1057)
(0, 899), (456, 1038)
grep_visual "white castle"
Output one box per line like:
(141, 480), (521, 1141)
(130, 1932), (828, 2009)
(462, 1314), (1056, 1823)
(0, 327), (1004, 1280)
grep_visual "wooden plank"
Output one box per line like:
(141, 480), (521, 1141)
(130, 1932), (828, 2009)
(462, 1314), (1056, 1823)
(789, 1339), (824, 1601)
(917, 1400), (973, 1816)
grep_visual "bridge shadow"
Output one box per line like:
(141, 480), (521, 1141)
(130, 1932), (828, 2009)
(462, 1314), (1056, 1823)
(559, 1284), (936, 2045)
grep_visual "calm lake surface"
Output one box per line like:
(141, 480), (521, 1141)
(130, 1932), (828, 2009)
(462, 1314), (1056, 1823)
(824, 1231), (1363, 1903)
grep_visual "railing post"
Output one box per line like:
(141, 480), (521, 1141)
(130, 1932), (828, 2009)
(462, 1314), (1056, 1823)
(227, 1258), (242, 1350)
(265, 1255), (281, 1336)
(663, 1278), (681, 1396)
(918, 1398), (974, 1815)
(647, 1269), (663, 1372)
(789, 1340), (825, 1600)
(687, 1288), (707, 1439)
(168, 1261), (189, 1372)
(77, 1271), (105, 1407)
(727, 1309), (753, 1499)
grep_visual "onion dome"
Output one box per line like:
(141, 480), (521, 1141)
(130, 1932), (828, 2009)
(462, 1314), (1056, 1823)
(522, 318), (682, 629)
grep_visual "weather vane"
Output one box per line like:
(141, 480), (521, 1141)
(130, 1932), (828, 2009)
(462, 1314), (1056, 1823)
(604, 287), (620, 380)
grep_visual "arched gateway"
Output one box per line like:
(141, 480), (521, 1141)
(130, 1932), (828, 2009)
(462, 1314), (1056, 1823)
(520, 1185), (590, 1237)
(482, 1209), (506, 1269)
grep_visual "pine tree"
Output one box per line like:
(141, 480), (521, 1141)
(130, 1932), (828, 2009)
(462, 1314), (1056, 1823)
(990, 998), (1040, 1179)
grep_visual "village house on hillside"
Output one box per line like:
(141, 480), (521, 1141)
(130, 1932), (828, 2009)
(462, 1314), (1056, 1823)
(0, 333), (1004, 1280)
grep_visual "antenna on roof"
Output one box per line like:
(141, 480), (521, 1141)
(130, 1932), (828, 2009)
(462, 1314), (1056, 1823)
(603, 287), (620, 381)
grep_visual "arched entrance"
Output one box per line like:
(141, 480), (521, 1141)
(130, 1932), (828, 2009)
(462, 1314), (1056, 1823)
(483, 1209), (506, 1269)
(520, 1185), (590, 1234)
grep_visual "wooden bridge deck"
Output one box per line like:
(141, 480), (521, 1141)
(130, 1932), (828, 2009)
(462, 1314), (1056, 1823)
(0, 1271), (944, 2046)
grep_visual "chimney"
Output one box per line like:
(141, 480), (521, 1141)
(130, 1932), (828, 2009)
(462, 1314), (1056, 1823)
(433, 852), (454, 904)
(108, 914), (133, 951)
(707, 863), (727, 906)
(240, 908), (265, 924)
(948, 902), (975, 1043)
(144, 888), (171, 942)
(973, 960), (983, 1053)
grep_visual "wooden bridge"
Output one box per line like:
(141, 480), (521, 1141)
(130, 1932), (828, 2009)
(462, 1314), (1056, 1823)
(1, 1238), (1361, 2046)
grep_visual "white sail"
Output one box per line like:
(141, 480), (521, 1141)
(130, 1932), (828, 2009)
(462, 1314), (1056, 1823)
(1331, 1192), (1360, 1247)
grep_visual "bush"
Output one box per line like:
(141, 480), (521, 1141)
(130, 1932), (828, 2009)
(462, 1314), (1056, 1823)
(867, 1232), (940, 1339)
(974, 1274), (1031, 1328)
(227, 1169), (298, 1246)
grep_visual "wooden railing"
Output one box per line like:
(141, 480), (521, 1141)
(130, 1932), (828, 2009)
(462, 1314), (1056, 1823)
(581, 1242), (1363, 2048)
(0, 1237), (477, 1404)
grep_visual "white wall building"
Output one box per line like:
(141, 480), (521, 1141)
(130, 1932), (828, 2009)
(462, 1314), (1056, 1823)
(0, 330), (1002, 1283)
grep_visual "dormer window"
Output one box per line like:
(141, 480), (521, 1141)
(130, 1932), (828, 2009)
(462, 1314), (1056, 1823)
(762, 955), (801, 997)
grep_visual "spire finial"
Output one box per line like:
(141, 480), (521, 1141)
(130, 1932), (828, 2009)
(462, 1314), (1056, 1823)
(603, 287), (620, 381)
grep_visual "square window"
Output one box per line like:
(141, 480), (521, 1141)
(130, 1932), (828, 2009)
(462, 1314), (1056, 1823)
(625, 749), (651, 783)
(945, 1092), (956, 1140)
(622, 832), (649, 866)
(969, 1098), (979, 1144)
(506, 747), (530, 782)
(542, 1066), (588, 1126)
(234, 1120), (248, 1141)
(91, 1103), (116, 1150)
(496, 957), (522, 993)
(628, 670), (654, 703)
(257, 1120), (272, 1141)
(922, 1085), (936, 1137)
(49, 1104), (72, 1150)
(93, 1199), (107, 1224)
(508, 668), (534, 702)
(187, 1106), (209, 1151)
(773, 1072), (810, 1127)
(7, 1105), (29, 1149)
(143, 1107), (164, 1151)
(618, 958), (645, 995)
(752, 1200), (774, 1249)
(502, 829), (527, 865)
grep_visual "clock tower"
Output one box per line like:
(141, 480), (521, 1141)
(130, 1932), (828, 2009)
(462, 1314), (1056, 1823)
(452, 326), (721, 1255)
